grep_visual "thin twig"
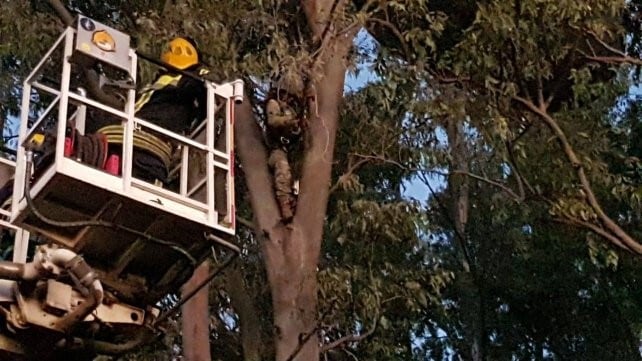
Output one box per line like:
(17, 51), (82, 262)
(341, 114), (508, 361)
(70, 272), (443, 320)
(284, 326), (319, 361)
(586, 29), (628, 58)
(350, 153), (407, 170)
(284, 298), (340, 361)
(583, 29), (642, 65)
(586, 55), (642, 66)
(320, 319), (377, 352)
(437, 170), (523, 202)
(236, 216), (254, 229)
(504, 142), (532, 198)
(329, 157), (369, 194)
(429, 169), (521, 201)
(367, 18), (410, 59)
(329, 152), (411, 194)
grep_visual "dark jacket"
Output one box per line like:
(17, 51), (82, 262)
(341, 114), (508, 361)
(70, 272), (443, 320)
(135, 65), (208, 134)
(85, 65), (208, 135)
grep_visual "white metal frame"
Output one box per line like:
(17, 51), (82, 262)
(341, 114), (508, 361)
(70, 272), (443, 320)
(9, 25), (241, 257)
(0, 157), (30, 263)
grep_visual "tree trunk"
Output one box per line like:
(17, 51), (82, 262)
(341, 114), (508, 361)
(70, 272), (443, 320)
(226, 265), (264, 361)
(270, 252), (318, 361)
(445, 107), (484, 361)
(233, 2), (355, 360)
(181, 261), (212, 361)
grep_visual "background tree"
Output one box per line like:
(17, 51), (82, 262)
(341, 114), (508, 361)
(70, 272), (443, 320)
(3, 0), (642, 360)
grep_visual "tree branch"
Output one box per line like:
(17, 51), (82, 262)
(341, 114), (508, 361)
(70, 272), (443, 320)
(350, 152), (407, 170)
(586, 29), (628, 58)
(329, 156), (369, 194)
(234, 99), (281, 231)
(320, 320), (377, 352)
(431, 170), (523, 202)
(295, 0), (357, 263)
(367, 18), (410, 60)
(329, 149), (411, 194)
(535, 73), (545, 110)
(586, 55), (642, 66)
(47, 0), (74, 26)
(236, 216), (255, 230)
(584, 29), (642, 66)
(553, 217), (632, 253)
(302, 0), (345, 39)
(513, 95), (642, 254)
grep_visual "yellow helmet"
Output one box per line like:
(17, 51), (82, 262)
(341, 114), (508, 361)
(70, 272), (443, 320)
(161, 37), (199, 70)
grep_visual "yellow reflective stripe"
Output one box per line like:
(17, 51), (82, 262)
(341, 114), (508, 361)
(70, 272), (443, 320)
(134, 91), (153, 112)
(153, 74), (182, 88)
(134, 74), (183, 112)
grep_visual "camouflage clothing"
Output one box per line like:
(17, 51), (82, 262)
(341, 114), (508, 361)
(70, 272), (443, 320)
(268, 149), (296, 220)
(265, 94), (303, 221)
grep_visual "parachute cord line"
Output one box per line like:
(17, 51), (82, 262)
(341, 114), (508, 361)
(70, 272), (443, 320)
(23, 152), (197, 265)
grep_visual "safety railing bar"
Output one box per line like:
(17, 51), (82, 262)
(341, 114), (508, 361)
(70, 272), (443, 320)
(205, 83), (216, 224)
(31, 81), (61, 97)
(21, 91), (61, 137)
(189, 118), (208, 138)
(122, 107), (134, 192)
(226, 101), (235, 227)
(213, 149), (230, 161)
(25, 28), (71, 85)
(133, 118), (213, 152)
(168, 163), (181, 179)
(121, 52), (138, 193)
(212, 83), (234, 99)
(0, 219), (18, 231)
(34, 86), (132, 133)
(213, 160), (229, 170)
(168, 151), (229, 182)
(130, 178), (209, 211)
(168, 150), (229, 180)
(66, 90), (130, 120)
(180, 146), (189, 196)
(13, 80), (32, 222)
(53, 29), (74, 166)
(0, 157), (16, 167)
(185, 158), (230, 196)
(187, 177), (207, 197)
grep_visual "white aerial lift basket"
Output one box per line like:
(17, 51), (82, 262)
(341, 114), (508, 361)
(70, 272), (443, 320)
(7, 16), (242, 305)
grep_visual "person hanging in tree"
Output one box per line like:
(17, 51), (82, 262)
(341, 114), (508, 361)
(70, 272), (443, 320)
(264, 89), (306, 222)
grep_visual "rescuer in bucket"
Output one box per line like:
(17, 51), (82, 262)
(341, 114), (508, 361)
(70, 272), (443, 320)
(0, 36), (211, 205)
